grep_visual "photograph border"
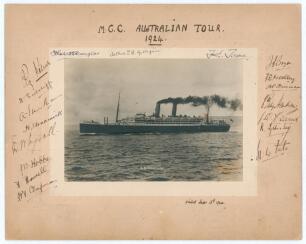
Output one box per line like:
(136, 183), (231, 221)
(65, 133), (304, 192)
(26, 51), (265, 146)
(49, 48), (257, 196)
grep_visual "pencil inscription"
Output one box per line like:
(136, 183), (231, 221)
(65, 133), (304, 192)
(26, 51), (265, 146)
(257, 54), (299, 162)
(11, 57), (61, 202)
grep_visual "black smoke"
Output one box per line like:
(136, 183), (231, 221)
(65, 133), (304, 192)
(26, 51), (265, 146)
(157, 95), (242, 111)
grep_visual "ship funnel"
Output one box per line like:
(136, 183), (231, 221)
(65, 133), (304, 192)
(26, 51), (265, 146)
(155, 103), (161, 117)
(172, 103), (177, 117)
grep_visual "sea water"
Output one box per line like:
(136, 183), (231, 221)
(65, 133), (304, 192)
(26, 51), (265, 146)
(65, 116), (242, 181)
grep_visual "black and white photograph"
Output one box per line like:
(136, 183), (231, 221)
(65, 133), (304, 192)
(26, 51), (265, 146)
(5, 3), (302, 240)
(64, 58), (243, 182)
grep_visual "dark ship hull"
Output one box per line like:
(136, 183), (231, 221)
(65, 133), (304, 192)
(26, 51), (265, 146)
(80, 122), (230, 134)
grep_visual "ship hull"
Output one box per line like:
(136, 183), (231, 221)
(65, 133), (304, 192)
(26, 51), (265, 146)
(80, 123), (230, 134)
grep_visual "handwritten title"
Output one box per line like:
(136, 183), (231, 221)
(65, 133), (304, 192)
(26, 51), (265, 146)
(97, 20), (224, 46)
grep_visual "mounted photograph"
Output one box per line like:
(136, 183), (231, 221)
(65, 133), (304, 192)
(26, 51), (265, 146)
(64, 58), (243, 182)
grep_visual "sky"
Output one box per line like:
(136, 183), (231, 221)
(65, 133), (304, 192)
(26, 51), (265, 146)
(65, 58), (243, 124)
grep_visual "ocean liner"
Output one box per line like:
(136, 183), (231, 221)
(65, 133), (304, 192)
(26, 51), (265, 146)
(79, 94), (231, 134)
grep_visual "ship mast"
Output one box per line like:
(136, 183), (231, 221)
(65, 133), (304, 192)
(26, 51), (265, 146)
(206, 104), (210, 123)
(206, 97), (212, 123)
(115, 92), (120, 122)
